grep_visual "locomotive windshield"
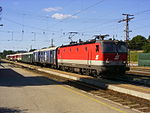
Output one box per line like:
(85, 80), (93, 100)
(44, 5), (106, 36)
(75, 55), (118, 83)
(102, 42), (127, 53)
(117, 42), (127, 53)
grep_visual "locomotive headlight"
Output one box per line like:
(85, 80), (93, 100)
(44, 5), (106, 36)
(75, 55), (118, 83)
(106, 60), (110, 64)
(123, 61), (126, 64)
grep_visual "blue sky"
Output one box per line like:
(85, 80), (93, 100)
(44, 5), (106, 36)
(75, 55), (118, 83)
(0, 0), (150, 52)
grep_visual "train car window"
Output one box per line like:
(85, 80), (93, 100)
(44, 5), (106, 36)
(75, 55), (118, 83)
(76, 48), (78, 52)
(96, 45), (99, 52)
(85, 47), (87, 51)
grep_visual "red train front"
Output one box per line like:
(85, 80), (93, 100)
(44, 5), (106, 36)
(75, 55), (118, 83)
(57, 36), (129, 78)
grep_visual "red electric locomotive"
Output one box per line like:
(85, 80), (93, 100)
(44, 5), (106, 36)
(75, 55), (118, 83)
(57, 35), (129, 78)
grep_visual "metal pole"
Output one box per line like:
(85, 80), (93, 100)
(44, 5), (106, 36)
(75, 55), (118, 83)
(118, 14), (134, 66)
(118, 14), (134, 41)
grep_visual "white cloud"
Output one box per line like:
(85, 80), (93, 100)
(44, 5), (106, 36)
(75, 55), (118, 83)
(51, 13), (77, 20)
(43, 7), (62, 12)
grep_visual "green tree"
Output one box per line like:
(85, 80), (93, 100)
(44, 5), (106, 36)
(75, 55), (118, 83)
(0, 50), (16, 58)
(143, 43), (150, 53)
(148, 36), (150, 40)
(129, 35), (147, 50)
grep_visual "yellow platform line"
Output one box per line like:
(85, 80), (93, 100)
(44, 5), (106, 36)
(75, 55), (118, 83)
(59, 85), (127, 113)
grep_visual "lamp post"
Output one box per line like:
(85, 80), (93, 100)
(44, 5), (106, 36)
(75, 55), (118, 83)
(31, 32), (36, 41)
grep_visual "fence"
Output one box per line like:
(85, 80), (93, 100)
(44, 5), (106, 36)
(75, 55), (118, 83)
(138, 53), (150, 67)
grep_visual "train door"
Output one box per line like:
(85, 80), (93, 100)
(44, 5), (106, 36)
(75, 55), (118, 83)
(60, 49), (63, 64)
(87, 45), (92, 66)
(49, 50), (54, 64)
(48, 51), (50, 63)
(38, 52), (40, 63)
(50, 50), (52, 64)
(53, 50), (56, 64)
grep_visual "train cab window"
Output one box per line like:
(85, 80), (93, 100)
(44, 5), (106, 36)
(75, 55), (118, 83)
(96, 45), (99, 52)
(103, 42), (117, 53)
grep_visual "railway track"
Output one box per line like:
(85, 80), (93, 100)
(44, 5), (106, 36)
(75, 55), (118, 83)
(9, 63), (150, 113)
(128, 67), (150, 76)
(123, 69), (150, 87)
(113, 74), (150, 87)
(127, 71), (150, 77)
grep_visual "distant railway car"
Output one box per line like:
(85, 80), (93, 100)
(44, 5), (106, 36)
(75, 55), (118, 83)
(33, 49), (40, 63)
(57, 39), (128, 78)
(21, 52), (33, 63)
(33, 47), (57, 67)
(15, 53), (22, 61)
(10, 54), (16, 61)
(6, 53), (22, 61)
(6, 54), (12, 60)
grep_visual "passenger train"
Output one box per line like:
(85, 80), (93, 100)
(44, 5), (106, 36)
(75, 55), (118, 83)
(6, 35), (129, 78)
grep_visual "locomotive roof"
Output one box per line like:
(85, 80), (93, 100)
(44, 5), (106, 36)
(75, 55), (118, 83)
(59, 39), (123, 48)
(6, 53), (23, 56)
(22, 52), (33, 55)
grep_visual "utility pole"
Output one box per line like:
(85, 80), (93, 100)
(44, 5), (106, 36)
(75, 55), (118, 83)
(31, 32), (36, 41)
(118, 14), (134, 41)
(51, 39), (54, 47)
(21, 30), (24, 41)
(118, 14), (134, 66)
(0, 6), (2, 20)
(0, 6), (3, 27)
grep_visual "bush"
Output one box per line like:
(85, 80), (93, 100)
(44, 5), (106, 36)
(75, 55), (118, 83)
(143, 43), (150, 53)
(129, 51), (143, 62)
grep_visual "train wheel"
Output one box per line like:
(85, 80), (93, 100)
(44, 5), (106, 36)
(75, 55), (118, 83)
(85, 69), (90, 76)
(92, 70), (97, 77)
(79, 68), (83, 75)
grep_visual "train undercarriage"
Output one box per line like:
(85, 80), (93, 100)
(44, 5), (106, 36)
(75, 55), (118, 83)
(57, 63), (129, 79)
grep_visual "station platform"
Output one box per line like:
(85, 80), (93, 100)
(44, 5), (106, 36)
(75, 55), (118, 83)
(2, 59), (150, 101)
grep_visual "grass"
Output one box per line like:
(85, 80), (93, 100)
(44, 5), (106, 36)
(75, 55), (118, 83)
(128, 50), (143, 62)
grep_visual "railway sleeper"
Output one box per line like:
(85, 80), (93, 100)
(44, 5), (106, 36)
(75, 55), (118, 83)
(128, 104), (140, 108)
(137, 107), (150, 110)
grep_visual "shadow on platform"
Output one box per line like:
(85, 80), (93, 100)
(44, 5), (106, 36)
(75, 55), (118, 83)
(0, 69), (58, 87)
(0, 107), (27, 113)
(0, 68), (104, 91)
